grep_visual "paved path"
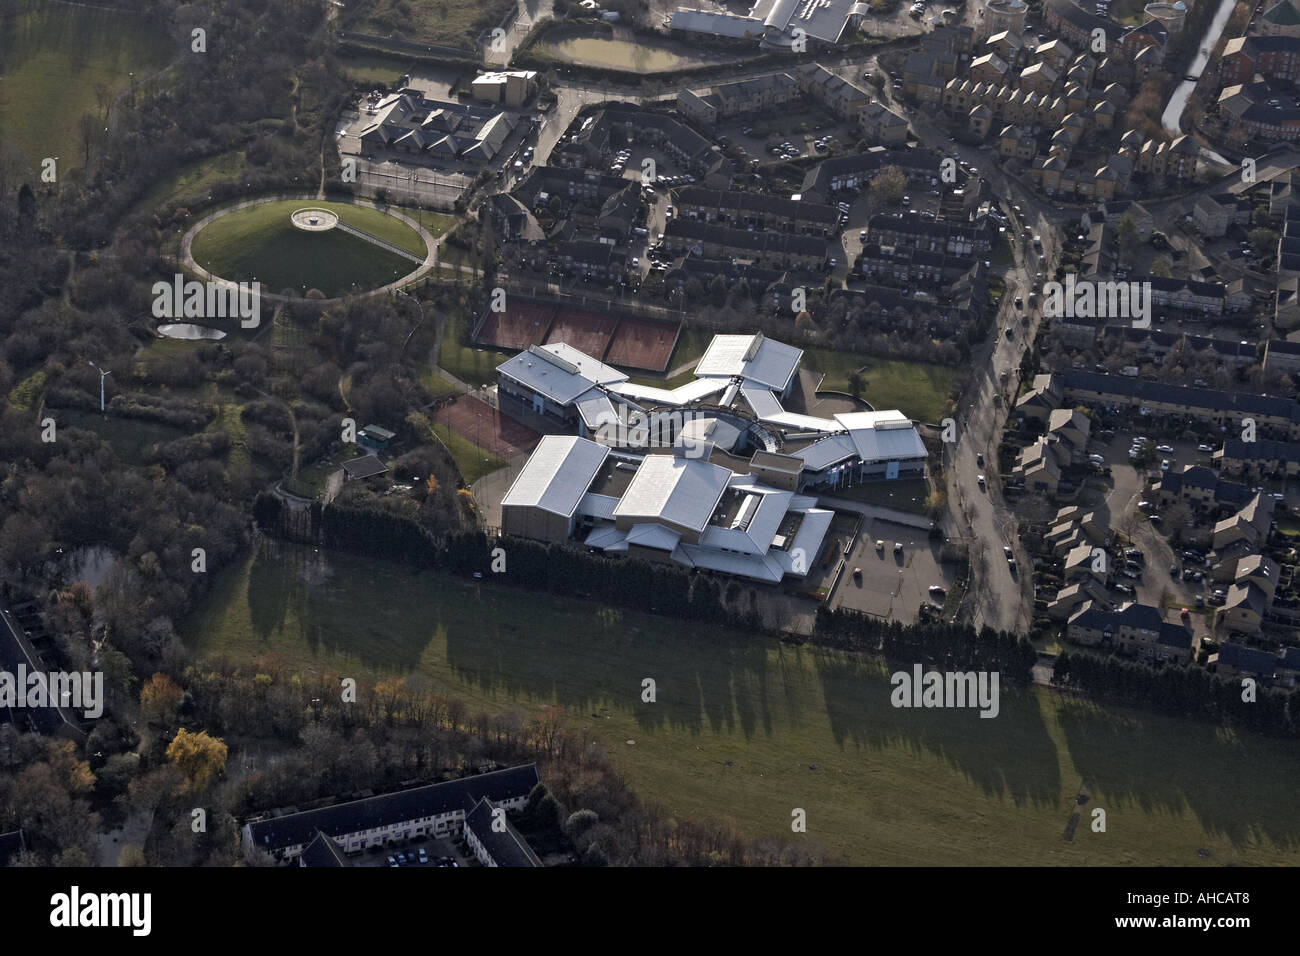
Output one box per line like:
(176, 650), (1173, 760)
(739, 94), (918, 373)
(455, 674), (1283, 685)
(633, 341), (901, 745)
(178, 194), (453, 308)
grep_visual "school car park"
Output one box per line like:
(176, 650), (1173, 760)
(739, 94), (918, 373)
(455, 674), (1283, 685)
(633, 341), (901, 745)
(831, 517), (957, 625)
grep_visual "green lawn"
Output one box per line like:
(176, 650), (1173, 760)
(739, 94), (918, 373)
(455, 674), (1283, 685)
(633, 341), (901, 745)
(801, 347), (959, 424)
(339, 52), (412, 87)
(430, 421), (506, 486)
(184, 540), (1300, 866)
(129, 150), (247, 219)
(190, 200), (428, 297)
(58, 408), (187, 465)
(0, 0), (173, 172)
(437, 308), (511, 386)
(419, 369), (460, 399)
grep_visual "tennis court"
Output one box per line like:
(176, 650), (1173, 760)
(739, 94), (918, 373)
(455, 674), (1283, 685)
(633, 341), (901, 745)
(431, 394), (541, 460)
(604, 315), (679, 372)
(475, 302), (555, 351)
(543, 308), (616, 360)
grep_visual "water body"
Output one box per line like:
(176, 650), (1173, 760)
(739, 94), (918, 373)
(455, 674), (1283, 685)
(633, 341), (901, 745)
(1162, 0), (1238, 134)
(156, 323), (227, 340)
(47, 545), (117, 590)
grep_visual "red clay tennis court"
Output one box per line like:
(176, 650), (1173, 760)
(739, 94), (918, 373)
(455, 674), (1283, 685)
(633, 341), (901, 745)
(543, 308), (616, 359)
(431, 395), (541, 460)
(475, 302), (555, 351)
(604, 315), (679, 372)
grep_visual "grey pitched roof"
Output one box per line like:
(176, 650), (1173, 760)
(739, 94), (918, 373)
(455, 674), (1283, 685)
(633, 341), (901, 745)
(1061, 370), (1300, 422)
(300, 830), (351, 867)
(246, 765), (541, 853)
(1215, 643), (1278, 673)
(465, 797), (543, 867)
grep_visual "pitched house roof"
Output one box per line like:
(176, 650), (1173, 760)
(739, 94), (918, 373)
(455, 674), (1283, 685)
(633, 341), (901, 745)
(246, 765), (541, 854)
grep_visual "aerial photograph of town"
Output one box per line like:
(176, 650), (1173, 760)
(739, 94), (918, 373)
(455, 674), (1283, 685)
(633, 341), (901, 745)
(0, 0), (1292, 931)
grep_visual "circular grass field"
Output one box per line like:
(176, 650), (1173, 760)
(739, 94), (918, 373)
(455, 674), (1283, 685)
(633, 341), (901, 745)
(190, 199), (428, 298)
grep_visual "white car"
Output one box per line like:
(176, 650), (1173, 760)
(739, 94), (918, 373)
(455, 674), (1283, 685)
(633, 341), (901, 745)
(1155, 444), (1174, 454)
(1161, 459), (1171, 471)
(1197, 443), (1213, 452)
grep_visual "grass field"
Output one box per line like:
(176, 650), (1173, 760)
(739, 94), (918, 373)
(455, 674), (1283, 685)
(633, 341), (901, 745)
(191, 200), (428, 297)
(430, 421), (505, 485)
(60, 408), (187, 465)
(184, 541), (1300, 866)
(339, 52), (412, 87)
(0, 0), (173, 172)
(437, 308), (511, 386)
(802, 347), (959, 424)
(129, 150), (247, 219)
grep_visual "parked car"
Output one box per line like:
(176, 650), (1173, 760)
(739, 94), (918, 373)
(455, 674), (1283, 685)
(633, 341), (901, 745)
(977, 474), (986, 489)
(1156, 444), (1174, 454)
(894, 542), (903, 555)
(875, 539), (885, 551)
(976, 452), (984, 467)
(1161, 459), (1171, 471)
(387, 856), (398, 867)
(418, 848), (428, 864)
(1197, 443), (1213, 452)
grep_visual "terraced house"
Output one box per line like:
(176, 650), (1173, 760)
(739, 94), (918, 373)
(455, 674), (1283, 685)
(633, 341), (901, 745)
(672, 187), (839, 235)
(662, 220), (828, 270)
(242, 765), (541, 865)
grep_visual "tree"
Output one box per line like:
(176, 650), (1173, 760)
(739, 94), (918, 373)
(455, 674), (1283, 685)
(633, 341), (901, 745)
(1116, 213), (1140, 262)
(140, 673), (184, 727)
(165, 729), (228, 791)
(1150, 257), (1172, 278)
(847, 370), (865, 398)
(1248, 227), (1278, 254)
(870, 165), (906, 204)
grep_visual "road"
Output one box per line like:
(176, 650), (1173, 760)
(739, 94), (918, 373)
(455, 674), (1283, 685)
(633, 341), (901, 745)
(882, 74), (1069, 635)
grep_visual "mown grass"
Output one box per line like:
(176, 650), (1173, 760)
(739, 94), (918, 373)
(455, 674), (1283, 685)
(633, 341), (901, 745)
(190, 200), (428, 297)
(802, 347), (959, 424)
(184, 540), (1300, 866)
(130, 150), (247, 219)
(0, 0), (173, 171)
(430, 421), (505, 485)
(437, 307), (511, 387)
(339, 52), (412, 87)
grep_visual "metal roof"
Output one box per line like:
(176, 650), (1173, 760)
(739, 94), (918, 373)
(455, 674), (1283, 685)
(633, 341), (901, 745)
(613, 453), (731, 532)
(696, 333), (803, 392)
(501, 435), (608, 516)
(496, 344), (627, 407)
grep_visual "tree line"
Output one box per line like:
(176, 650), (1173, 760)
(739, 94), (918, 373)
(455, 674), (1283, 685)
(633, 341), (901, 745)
(1052, 651), (1298, 738)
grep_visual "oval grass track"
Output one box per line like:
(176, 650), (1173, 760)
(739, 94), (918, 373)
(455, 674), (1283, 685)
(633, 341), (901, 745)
(190, 200), (428, 298)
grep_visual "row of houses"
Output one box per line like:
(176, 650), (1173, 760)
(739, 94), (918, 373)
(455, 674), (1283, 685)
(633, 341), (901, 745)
(244, 765), (542, 865)
(1016, 369), (1300, 439)
(661, 219), (829, 271)
(672, 186), (840, 236)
